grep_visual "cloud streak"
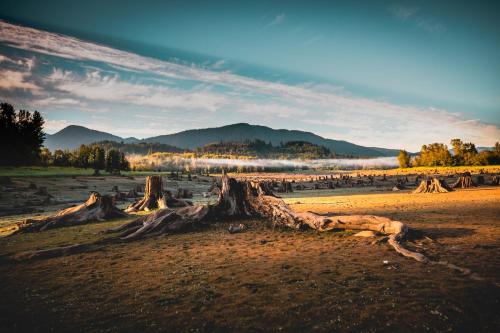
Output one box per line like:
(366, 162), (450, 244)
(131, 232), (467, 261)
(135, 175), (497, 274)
(388, 5), (446, 33)
(0, 20), (498, 150)
(265, 13), (286, 28)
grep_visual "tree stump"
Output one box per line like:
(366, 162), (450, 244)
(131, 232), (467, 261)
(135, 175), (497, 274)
(175, 188), (193, 199)
(413, 178), (451, 193)
(34, 186), (50, 196)
(106, 173), (428, 262)
(277, 179), (293, 193)
(125, 176), (164, 212)
(452, 172), (475, 189)
(15, 192), (127, 233)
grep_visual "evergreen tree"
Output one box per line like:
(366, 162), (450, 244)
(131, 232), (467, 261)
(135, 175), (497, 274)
(0, 102), (45, 166)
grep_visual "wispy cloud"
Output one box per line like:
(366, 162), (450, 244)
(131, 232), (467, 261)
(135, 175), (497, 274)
(415, 16), (447, 33)
(302, 34), (323, 46)
(47, 68), (227, 112)
(0, 20), (497, 149)
(389, 5), (419, 21)
(265, 13), (286, 28)
(388, 5), (445, 33)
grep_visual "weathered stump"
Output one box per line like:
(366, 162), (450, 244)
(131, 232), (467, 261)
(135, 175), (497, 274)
(107, 173), (428, 262)
(413, 178), (451, 193)
(125, 176), (164, 212)
(15, 192), (127, 233)
(452, 172), (475, 189)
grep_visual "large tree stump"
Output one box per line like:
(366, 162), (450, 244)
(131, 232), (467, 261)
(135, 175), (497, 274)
(107, 173), (428, 262)
(14, 192), (127, 233)
(125, 176), (164, 212)
(277, 179), (293, 193)
(413, 178), (452, 193)
(452, 172), (475, 189)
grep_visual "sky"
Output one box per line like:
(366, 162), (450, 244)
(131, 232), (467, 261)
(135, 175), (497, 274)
(0, 0), (499, 150)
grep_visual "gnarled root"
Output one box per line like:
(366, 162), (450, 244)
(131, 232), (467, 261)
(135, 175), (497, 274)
(108, 174), (428, 262)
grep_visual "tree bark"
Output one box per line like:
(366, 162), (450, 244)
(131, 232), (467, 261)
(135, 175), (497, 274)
(452, 172), (475, 189)
(14, 192), (127, 233)
(413, 178), (451, 193)
(108, 173), (428, 262)
(125, 175), (164, 212)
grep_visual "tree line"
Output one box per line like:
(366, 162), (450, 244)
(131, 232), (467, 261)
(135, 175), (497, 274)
(1, 102), (129, 173)
(40, 144), (130, 174)
(197, 139), (335, 159)
(0, 102), (45, 166)
(398, 139), (500, 168)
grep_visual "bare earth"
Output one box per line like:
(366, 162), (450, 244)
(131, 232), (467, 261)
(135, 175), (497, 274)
(0, 175), (499, 332)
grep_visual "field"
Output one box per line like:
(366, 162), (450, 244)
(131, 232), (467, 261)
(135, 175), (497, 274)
(0, 169), (499, 332)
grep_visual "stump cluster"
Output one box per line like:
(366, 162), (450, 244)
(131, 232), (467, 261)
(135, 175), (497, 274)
(107, 173), (427, 262)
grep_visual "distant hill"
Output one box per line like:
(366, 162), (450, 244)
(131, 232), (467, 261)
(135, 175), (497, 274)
(94, 140), (184, 155)
(44, 125), (138, 151)
(145, 123), (399, 157)
(44, 123), (400, 157)
(197, 140), (332, 159)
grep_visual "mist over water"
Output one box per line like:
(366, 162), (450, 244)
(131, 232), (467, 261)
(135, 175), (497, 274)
(129, 154), (398, 171)
(191, 157), (398, 169)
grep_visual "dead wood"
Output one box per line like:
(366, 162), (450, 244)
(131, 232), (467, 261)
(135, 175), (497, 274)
(107, 173), (428, 262)
(14, 192), (127, 233)
(413, 178), (452, 193)
(452, 172), (475, 189)
(125, 175), (164, 212)
(277, 179), (293, 193)
(175, 188), (193, 199)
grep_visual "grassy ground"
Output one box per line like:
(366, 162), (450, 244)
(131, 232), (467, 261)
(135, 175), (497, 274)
(0, 166), (194, 178)
(0, 186), (499, 332)
(0, 166), (95, 177)
(2, 164), (498, 178)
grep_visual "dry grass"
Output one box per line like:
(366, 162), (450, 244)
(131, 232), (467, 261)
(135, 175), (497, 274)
(0, 184), (499, 332)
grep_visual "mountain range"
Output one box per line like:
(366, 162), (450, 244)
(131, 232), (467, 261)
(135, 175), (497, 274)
(44, 123), (400, 157)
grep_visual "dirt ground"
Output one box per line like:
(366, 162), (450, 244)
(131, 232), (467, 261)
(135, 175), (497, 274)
(0, 174), (499, 332)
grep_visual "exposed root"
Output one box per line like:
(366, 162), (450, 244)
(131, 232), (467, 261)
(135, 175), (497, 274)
(107, 174), (428, 263)
(13, 192), (127, 233)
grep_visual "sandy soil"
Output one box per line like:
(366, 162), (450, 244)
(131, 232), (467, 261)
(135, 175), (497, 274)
(0, 176), (499, 332)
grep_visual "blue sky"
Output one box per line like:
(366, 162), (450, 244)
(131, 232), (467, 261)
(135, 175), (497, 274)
(0, 0), (499, 150)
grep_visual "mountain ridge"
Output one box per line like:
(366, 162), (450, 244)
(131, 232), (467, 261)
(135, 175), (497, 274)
(45, 123), (400, 157)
